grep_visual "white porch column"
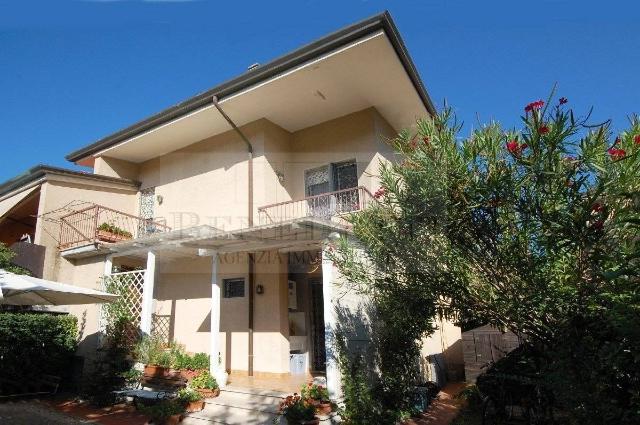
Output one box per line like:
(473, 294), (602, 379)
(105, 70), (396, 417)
(103, 255), (113, 277)
(140, 251), (156, 335)
(209, 252), (221, 376)
(322, 243), (340, 398)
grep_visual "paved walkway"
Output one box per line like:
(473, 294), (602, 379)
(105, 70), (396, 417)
(404, 382), (467, 425)
(0, 400), (91, 425)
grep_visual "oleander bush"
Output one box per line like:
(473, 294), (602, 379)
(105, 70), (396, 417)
(331, 92), (640, 423)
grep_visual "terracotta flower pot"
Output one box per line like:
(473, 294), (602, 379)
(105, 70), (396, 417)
(144, 364), (166, 376)
(314, 401), (332, 416)
(97, 229), (131, 243)
(179, 369), (201, 382)
(196, 388), (220, 399)
(184, 400), (205, 413)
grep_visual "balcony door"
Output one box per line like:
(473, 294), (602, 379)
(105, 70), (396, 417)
(304, 160), (358, 218)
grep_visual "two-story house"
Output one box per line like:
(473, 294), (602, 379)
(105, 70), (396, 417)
(0, 12), (463, 395)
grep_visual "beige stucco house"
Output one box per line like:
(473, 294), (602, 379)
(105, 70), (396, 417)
(0, 12), (462, 395)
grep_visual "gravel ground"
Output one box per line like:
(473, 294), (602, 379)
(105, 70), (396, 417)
(0, 400), (91, 425)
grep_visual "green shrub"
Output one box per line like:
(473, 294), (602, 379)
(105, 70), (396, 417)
(0, 242), (30, 275)
(83, 315), (136, 406)
(173, 350), (209, 371)
(177, 387), (203, 403)
(0, 313), (77, 385)
(134, 335), (165, 365)
(138, 399), (184, 420)
(190, 352), (210, 370)
(301, 382), (330, 402)
(120, 368), (142, 388)
(97, 223), (132, 238)
(276, 393), (316, 423)
(190, 371), (218, 390)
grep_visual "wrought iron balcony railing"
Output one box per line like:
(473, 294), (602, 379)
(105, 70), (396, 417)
(58, 204), (170, 250)
(257, 186), (374, 226)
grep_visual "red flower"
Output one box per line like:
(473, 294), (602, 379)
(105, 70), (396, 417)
(524, 100), (545, 113)
(506, 140), (527, 155)
(608, 147), (626, 160)
(422, 136), (430, 145)
(591, 203), (604, 213)
(538, 125), (550, 134)
(592, 220), (604, 230)
(374, 187), (387, 199)
(634, 134), (640, 145)
(559, 97), (568, 105)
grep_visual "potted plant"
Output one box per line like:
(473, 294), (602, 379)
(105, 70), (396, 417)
(190, 371), (219, 398)
(301, 382), (333, 415)
(172, 350), (210, 381)
(137, 400), (185, 425)
(97, 222), (133, 242)
(177, 387), (205, 413)
(135, 335), (167, 376)
(276, 393), (319, 425)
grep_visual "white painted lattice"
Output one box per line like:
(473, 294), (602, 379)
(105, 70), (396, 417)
(100, 270), (145, 341)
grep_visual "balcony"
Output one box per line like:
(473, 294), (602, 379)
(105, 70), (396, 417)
(258, 186), (374, 226)
(58, 204), (171, 250)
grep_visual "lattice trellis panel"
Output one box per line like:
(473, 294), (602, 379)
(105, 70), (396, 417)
(100, 270), (145, 344)
(152, 314), (171, 345)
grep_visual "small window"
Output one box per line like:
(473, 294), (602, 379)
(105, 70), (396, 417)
(224, 278), (245, 298)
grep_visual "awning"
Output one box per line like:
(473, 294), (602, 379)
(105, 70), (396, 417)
(0, 269), (118, 305)
(0, 186), (39, 222)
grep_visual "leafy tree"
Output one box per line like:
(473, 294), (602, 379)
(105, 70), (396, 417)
(0, 242), (30, 274)
(331, 93), (640, 423)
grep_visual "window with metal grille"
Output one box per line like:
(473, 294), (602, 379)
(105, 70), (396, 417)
(224, 278), (245, 298)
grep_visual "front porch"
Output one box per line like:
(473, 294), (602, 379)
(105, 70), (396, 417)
(99, 220), (344, 396)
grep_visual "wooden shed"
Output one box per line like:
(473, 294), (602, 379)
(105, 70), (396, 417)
(462, 325), (521, 382)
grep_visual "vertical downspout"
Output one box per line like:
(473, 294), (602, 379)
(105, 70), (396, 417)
(211, 96), (256, 376)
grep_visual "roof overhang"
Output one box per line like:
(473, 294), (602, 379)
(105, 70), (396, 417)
(0, 186), (40, 225)
(66, 12), (435, 165)
(0, 165), (140, 201)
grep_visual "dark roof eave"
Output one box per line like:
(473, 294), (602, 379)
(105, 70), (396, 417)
(65, 11), (436, 163)
(0, 165), (140, 199)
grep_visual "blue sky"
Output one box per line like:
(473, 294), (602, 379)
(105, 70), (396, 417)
(1, 0), (638, 181)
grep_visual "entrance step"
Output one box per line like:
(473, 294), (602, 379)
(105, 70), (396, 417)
(181, 387), (339, 425)
(182, 387), (282, 425)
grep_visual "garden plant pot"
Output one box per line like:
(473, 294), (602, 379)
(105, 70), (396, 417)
(97, 229), (131, 243)
(196, 388), (220, 399)
(144, 364), (166, 376)
(184, 400), (205, 413)
(313, 401), (332, 416)
(179, 369), (201, 382)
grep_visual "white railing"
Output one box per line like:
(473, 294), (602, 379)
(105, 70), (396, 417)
(257, 186), (374, 225)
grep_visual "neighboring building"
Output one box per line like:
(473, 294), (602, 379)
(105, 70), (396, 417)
(0, 12), (462, 395)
